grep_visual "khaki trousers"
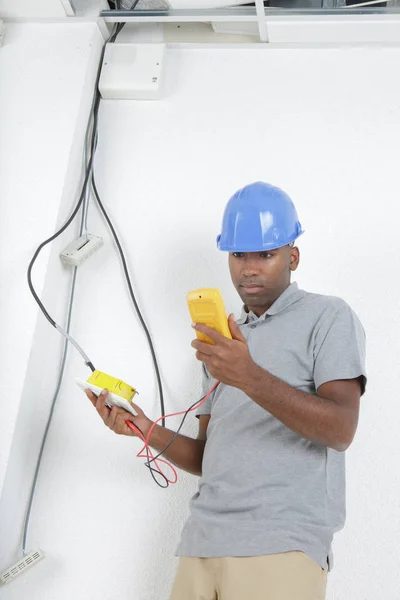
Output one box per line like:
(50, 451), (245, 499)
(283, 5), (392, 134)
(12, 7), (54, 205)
(169, 552), (328, 600)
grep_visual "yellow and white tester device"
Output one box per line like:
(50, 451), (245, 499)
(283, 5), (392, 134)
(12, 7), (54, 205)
(187, 288), (232, 345)
(76, 370), (138, 416)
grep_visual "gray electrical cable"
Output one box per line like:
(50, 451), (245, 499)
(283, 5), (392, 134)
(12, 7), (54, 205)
(82, 119), (94, 239)
(21, 24), (121, 557)
(25, 27), (123, 368)
(22, 266), (79, 556)
(22, 194), (87, 557)
(22, 15), (167, 551)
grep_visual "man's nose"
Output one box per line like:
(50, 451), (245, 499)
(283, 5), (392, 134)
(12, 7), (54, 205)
(241, 258), (260, 277)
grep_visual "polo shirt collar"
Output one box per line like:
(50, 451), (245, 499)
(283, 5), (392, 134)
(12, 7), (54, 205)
(236, 282), (304, 324)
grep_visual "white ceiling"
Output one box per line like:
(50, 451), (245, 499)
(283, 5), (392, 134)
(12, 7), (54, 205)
(0, 0), (68, 18)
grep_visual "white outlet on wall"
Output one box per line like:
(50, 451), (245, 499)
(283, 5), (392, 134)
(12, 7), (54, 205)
(0, 549), (45, 585)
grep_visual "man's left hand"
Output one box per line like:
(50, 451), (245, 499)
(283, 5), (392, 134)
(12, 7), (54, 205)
(191, 315), (256, 388)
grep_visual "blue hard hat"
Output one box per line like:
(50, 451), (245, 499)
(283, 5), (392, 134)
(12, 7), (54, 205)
(216, 181), (304, 252)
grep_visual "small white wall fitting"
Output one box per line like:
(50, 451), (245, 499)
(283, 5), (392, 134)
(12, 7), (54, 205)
(0, 549), (45, 585)
(99, 43), (166, 100)
(60, 234), (103, 267)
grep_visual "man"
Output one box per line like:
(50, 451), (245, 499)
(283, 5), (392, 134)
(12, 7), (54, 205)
(86, 182), (366, 600)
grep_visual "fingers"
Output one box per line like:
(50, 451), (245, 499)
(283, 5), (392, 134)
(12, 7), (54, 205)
(85, 389), (98, 406)
(130, 402), (143, 416)
(191, 322), (245, 358)
(108, 406), (140, 435)
(106, 405), (120, 430)
(85, 388), (113, 422)
(196, 350), (211, 363)
(95, 389), (113, 421)
(85, 388), (141, 436)
(192, 319), (246, 347)
(228, 314), (247, 342)
(191, 338), (214, 355)
(192, 322), (227, 344)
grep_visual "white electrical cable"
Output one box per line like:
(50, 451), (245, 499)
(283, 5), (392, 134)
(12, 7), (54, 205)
(54, 325), (92, 365)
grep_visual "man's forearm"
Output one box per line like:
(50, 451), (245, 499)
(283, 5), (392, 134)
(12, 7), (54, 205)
(240, 363), (351, 451)
(145, 424), (205, 476)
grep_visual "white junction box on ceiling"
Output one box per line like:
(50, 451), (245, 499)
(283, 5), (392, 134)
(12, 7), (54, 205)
(99, 43), (166, 100)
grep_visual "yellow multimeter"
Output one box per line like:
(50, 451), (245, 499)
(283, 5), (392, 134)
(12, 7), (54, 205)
(76, 370), (138, 416)
(186, 288), (232, 344)
(87, 371), (137, 402)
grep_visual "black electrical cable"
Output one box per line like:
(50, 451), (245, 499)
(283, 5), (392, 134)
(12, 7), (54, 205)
(91, 174), (166, 427)
(139, 388), (218, 488)
(145, 445), (169, 488)
(28, 18), (166, 427)
(22, 190), (91, 557)
(88, 10), (168, 431)
(27, 151), (95, 329)
(26, 20), (127, 372)
(27, 19), (167, 492)
(148, 396), (205, 466)
(26, 17), (124, 300)
(80, 19), (168, 433)
(21, 28), (124, 554)
(130, 422), (169, 488)
(26, 23), (118, 364)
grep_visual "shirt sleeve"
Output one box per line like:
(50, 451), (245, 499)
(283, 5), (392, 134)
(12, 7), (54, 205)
(196, 362), (219, 417)
(313, 300), (367, 394)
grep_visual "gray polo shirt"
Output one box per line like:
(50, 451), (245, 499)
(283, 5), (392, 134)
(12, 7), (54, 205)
(177, 282), (366, 571)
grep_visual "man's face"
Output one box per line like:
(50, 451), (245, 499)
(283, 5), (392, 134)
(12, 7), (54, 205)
(228, 245), (300, 317)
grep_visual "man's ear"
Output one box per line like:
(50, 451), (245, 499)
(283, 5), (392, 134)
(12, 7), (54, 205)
(289, 246), (300, 271)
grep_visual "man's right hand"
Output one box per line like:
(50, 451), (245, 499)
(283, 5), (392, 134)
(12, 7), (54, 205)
(85, 388), (209, 477)
(85, 388), (153, 439)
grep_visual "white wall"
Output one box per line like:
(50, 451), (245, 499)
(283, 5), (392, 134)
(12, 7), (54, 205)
(0, 22), (105, 491)
(1, 23), (400, 600)
(0, 15), (104, 572)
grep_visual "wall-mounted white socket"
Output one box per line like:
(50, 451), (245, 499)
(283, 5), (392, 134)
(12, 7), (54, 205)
(0, 549), (45, 585)
(60, 234), (103, 267)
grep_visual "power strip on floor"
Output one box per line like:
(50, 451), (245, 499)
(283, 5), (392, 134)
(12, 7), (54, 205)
(0, 549), (45, 585)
